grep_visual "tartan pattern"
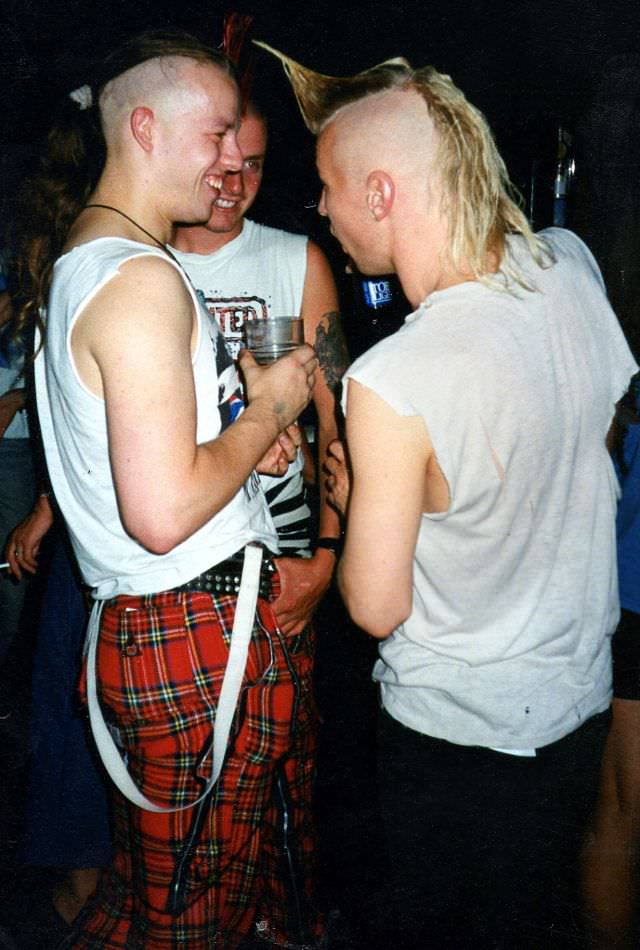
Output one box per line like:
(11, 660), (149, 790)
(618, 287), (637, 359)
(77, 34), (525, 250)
(70, 589), (298, 949)
(255, 626), (324, 948)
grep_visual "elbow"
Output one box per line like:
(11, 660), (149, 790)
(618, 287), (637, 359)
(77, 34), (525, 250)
(140, 534), (181, 557)
(354, 606), (411, 640)
(121, 511), (187, 556)
(338, 573), (411, 639)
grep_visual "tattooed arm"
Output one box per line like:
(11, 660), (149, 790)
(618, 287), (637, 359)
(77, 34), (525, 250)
(270, 240), (348, 634)
(302, 241), (348, 528)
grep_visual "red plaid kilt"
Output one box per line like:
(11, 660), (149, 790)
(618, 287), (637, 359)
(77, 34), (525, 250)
(70, 587), (302, 949)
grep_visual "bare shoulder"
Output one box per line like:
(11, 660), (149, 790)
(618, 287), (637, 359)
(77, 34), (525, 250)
(303, 240), (336, 296)
(78, 253), (193, 343)
(71, 253), (195, 397)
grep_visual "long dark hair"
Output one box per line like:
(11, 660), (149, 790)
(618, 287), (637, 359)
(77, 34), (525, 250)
(13, 30), (234, 346)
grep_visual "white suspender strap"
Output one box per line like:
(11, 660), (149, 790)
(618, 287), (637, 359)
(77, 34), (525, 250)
(86, 544), (263, 813)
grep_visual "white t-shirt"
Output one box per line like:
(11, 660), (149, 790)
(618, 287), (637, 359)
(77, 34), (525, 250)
(172, 219), (312, 555)
(35, 237), (277, 599)
(344, 228), (638, 749)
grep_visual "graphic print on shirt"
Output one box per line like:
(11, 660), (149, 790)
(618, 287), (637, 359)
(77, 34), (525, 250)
(200, 300), (261, 501)
(176, 225), (312, 555)
(205, 294), (271, 360)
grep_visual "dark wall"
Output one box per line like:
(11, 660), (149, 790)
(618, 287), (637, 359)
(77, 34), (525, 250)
(1, 0), (639, 348)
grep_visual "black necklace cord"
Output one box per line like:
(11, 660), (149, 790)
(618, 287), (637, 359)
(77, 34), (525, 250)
(83, 203), (182, 266)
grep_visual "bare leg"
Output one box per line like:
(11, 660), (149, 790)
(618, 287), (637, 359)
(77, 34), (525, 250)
(582, 698), (640, 948)
(53, 869), (102, 925)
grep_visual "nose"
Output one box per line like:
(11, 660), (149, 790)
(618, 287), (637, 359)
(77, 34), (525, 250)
(220, 129), (243, 174)
(223, 168), (244, 197)
(318, 188), (327, 217)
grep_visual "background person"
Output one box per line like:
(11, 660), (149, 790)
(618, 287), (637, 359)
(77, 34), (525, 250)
(0, 263), (35, 680)
(582, 372), (640, 949)
(172, 97), (346, 950)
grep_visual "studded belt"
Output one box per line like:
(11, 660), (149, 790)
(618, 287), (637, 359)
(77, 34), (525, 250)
(173, 547), (277, 599)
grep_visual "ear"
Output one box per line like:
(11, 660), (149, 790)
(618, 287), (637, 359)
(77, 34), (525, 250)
(366, 170), (394, 221)
(130, 106), (155, 153)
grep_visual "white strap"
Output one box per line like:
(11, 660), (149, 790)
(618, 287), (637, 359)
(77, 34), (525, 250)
(86, 544), (264, 813)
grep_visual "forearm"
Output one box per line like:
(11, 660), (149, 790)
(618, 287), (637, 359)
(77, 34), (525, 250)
(337, 541), (411, 639)
(316, 418), (343, 539)
(119, 402), (283, 554)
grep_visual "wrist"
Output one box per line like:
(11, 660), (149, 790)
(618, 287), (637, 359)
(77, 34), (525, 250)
(314, 536), (343, 558)
(240, 405), (282, 456)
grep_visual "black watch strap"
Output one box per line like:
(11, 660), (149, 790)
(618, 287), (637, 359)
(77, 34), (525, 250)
(315, 537), (342, 557)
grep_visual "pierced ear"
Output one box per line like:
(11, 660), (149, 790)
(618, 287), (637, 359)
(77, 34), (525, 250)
(366, 170), (394, 221)
(130, 107), (155, 152)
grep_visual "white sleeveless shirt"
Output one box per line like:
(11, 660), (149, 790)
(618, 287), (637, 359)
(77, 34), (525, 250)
(35, 237), (277, 599)
(345, 228), (638, 749)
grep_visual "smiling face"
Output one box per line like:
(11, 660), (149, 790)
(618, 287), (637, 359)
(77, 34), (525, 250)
(201, 110), (268, 239)
(152, 62), (243, 224)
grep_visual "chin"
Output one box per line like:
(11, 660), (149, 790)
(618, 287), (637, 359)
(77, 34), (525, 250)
(354, 261), (386, 277)
(205, 216), (238, 234)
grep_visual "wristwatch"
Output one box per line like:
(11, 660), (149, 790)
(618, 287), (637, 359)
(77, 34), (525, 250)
(314, 537), (342, 557)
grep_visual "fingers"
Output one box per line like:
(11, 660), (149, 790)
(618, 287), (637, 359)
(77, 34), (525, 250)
(6, 541), (23, 580)
(289, 343), (317, 367)
(327, 438), (346, 464)
(236, 347), (257, 372)
(7, 543), (38, 580)
(287, 345), (318, 391)
(277, 431), (299, 464)
(283, 422), (302, 448)
(20, 546), (39, 574)
(255, 441), (289, 476)
(323, 445), (350, 516)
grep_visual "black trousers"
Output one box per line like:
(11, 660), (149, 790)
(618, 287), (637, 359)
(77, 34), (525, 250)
(378, 706), (610, 949)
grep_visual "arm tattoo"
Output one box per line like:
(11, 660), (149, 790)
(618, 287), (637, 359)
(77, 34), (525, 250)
(314, 311), (349, 393)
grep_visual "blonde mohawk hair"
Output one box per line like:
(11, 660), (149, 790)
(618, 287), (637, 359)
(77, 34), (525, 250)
(254, 40), (551, 290)
(253, 41), (410, 134)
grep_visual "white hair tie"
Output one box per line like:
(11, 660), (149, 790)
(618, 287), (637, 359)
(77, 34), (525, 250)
(69, 85), (93, 110)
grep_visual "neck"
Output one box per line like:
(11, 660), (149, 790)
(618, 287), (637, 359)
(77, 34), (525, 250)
(392, 216), (478, 307)
(172, 220), (244, 255)
(89, 173), (173, 246)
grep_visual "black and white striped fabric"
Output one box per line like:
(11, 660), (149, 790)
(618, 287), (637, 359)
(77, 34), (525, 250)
(262, 462), (312, 558)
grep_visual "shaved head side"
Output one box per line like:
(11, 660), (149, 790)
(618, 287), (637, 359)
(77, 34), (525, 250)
(96, 30), (235, 146)
(327, 87), (440, 202)
(15, 29), (235, 340)
(259, 41), (552, 289)
(100, 57), (227, 142)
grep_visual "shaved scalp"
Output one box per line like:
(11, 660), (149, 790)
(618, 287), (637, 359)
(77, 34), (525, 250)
(327, 86), (440, 204)
(99, 57), (225, 141)
(260, 42), (552, 288)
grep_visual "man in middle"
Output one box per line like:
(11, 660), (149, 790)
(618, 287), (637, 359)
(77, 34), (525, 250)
(172, 100), (347, 950)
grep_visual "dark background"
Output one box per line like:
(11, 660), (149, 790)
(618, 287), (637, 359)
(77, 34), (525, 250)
(0, 6), (639, 947)
(2, 0), (640, 352)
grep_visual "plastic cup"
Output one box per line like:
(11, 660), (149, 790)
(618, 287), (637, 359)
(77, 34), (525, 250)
(244, 317), (304, 364)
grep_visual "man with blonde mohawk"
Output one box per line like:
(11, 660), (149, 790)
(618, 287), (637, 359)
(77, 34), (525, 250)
(259, 42), (638, 947)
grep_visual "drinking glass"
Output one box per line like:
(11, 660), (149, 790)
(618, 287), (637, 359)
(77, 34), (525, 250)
(244, 317), (304, 364)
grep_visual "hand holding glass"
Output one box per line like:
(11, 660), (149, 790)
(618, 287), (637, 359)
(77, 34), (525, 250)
(244, 317), (305, 364)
